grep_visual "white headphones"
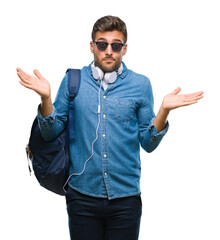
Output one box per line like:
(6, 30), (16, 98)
(91, 62), (123, 84)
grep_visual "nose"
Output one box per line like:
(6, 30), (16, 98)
(106, 44), (113, 55)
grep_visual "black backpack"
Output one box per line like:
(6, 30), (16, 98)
(26, 69), (80, 195)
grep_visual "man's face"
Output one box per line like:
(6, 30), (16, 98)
(90, 30), (127, 73)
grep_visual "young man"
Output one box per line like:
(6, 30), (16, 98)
(17, 16), (203, 240)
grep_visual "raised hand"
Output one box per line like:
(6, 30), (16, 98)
(17, 68), (53, 117)
(17, 68), (51, 100)
(162, 87), (204, 111)
(153, 87), (204, 132)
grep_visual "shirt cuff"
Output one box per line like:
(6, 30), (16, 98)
(148, 119), (169, 138)
(37, 104), (57, 128)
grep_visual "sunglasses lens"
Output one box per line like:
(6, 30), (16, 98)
(111, 43), (123, 52)
(96, 42), (108, 51)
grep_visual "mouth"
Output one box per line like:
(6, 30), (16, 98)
(103, 58), (115, 63)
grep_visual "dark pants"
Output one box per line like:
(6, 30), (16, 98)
(66, 188), (142, 240)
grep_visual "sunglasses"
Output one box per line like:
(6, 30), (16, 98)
(93, 41), (125, 52)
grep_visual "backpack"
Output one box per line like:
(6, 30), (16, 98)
(26, 69), (81, 196)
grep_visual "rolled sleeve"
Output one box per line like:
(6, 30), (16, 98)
(37, 104), (57, 128)
(148, 118), (169, 138)
(146, 119), (169, 152)
(36, 104), (61, 141)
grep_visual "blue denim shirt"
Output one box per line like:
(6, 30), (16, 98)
(37, 62), (169, 199)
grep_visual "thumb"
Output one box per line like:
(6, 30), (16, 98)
(172, 87), (181, 95)
(33, 69), (44, 79)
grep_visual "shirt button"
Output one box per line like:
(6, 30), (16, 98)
(103, 96), (106, 99)
(103, 114), (106, 118)
(104, 154), (107, 158)
(104, 172), (108, 177)
(102, 134), (106, 138)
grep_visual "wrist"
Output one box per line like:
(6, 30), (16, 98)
(41, 95), (51, 102)
(160, 104), (170, 117)
(40, 96), (53, 118)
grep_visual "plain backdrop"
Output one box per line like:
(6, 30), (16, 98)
(1, 0), (219, 239)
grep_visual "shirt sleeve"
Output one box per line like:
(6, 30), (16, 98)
(37, 73), (69, 141)
(138, 78), (169, 153)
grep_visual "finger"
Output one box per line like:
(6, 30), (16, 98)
(19, 80), (33, 90)
(187, 91), (204, 97)
(182, 91), (204, 99)
(185, 95), (204, 102)
(172, 87), (181, 95)
(182, 94), (203, 104)
(182, 100), (199, 106)
(17, 71), (32, 84)
(34, 69), (44, 79)
(16, 67), (26, 73)
(17, 69), (34, 82)
(17, 68), (32, 78)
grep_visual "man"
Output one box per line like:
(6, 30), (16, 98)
(17, 15), (203, 240)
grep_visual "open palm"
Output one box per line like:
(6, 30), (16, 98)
(17, 68), (51, 99)
(162, 87), (204, 111)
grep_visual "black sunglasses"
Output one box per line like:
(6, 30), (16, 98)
(93, 41), (125, 52)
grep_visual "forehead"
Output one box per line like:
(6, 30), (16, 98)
(94, 30), (124, 42)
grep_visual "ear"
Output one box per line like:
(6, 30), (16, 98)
(90, 41), (94, 53)
(122, 43), (128, 56)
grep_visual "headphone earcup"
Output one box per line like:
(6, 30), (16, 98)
(104, 72), (117, 84)
(91, 65), (104, 80)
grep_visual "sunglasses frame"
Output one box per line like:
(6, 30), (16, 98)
(93, 41), (125, 52)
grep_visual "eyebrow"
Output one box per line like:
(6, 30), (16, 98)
(96, 37), (123, 43)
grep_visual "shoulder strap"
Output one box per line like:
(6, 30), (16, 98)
(66, 68), (81, 141)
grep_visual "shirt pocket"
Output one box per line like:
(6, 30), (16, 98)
(114, 98), (136, 122)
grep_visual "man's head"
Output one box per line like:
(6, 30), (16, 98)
(90, 16), (128, 73)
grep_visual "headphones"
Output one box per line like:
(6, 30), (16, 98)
(91, 62), (123, 84)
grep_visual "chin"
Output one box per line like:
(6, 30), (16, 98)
(102, 63), (117, 73)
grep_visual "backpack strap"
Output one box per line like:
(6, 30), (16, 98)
(66, 69), (81, 141)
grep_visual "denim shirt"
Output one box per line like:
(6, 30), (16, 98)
(37, 62), (169, 200)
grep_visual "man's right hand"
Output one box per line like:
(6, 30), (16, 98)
(17, 68), (51, 100)
(17, 68), (53, 118)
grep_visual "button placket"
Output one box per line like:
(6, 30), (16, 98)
(101, 92), (110, 191)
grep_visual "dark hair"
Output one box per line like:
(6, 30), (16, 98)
(92, 15), (127, 43)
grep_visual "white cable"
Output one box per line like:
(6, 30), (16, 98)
(63, 80), (102, 193)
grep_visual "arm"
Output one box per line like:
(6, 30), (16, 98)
(16, 67), (52, 117)
(153, 87), (204, 132)
(138, 80), (169, 153)
(17, 68), (69, 141)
